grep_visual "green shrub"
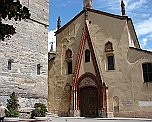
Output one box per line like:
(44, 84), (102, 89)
(5, 92), (19, 117)
(31, 103), (47, 119)
(5, 108), (19, 117)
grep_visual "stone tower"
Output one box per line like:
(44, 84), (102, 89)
(0, 0), (49, 110)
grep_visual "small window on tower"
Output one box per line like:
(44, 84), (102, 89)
(85, 49), (90, 62)
(8, 59), (12, 70)
(37, 64), (41, 75)
(67, 61), (72, 74)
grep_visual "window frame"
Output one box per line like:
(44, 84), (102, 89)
(67, 61), (72, 74)
(105, 52), (115, 71)
(65, 49), (73, 75)
(105, 41), (115, 71)
(107, 55), (115, 70)
(85, 49), (90, 63)
(142, 63), (152, 83)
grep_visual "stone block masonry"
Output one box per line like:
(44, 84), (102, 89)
(0, 0), (49, 108)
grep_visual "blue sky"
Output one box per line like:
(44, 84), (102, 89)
(48, 0), (152, 51)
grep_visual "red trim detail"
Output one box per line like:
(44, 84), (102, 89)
(72, 24), (87, 110)
(72, 27), (87, 86)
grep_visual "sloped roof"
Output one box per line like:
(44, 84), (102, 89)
(55, 8), (140, 49)
(55, 8), (128, 34)
(129, 47), (152, 54)
(127, 18), (140, 48)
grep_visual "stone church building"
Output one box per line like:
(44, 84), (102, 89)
(48, 0), (152, 118)
(0, 0), (49, 112)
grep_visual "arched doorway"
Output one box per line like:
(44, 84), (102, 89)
(80, 86), (98, 117)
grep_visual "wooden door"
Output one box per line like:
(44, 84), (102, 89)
(80, 86), (98, 117)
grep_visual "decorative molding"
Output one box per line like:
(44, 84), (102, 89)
(77, 72), (99, 87)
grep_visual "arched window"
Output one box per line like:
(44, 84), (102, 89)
(67, 61), (72, 74)
(65, 49), (72, 59)
(85, 49), (90, 62)
(105, 41), (113, 52)
(142, 63), (152, 82)
(65, 49), (72, 74)
(105, 42), (115, 70)
(107, 55), (114, 70)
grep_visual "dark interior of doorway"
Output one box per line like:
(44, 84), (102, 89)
(80, 86), (98, 117)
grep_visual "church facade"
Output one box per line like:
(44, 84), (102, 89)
(48, 0), (152, 118)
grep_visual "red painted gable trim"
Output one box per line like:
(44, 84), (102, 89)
(72, 26), (87, 86)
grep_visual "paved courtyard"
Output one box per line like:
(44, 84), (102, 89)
(51, 117), (152, 122)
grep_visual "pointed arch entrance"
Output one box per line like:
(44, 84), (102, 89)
(76, 72), (102, 117)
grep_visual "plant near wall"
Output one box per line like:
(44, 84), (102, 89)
(31, 103), (47, 119)
(0, 0), (30, 41)
(5, 92), (20, 117)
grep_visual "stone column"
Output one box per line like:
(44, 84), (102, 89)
(73, 85), (80, 117)
(106, 88), (109, 113)
(69, 86), (74, 116)
(69, 85), (80, 117)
